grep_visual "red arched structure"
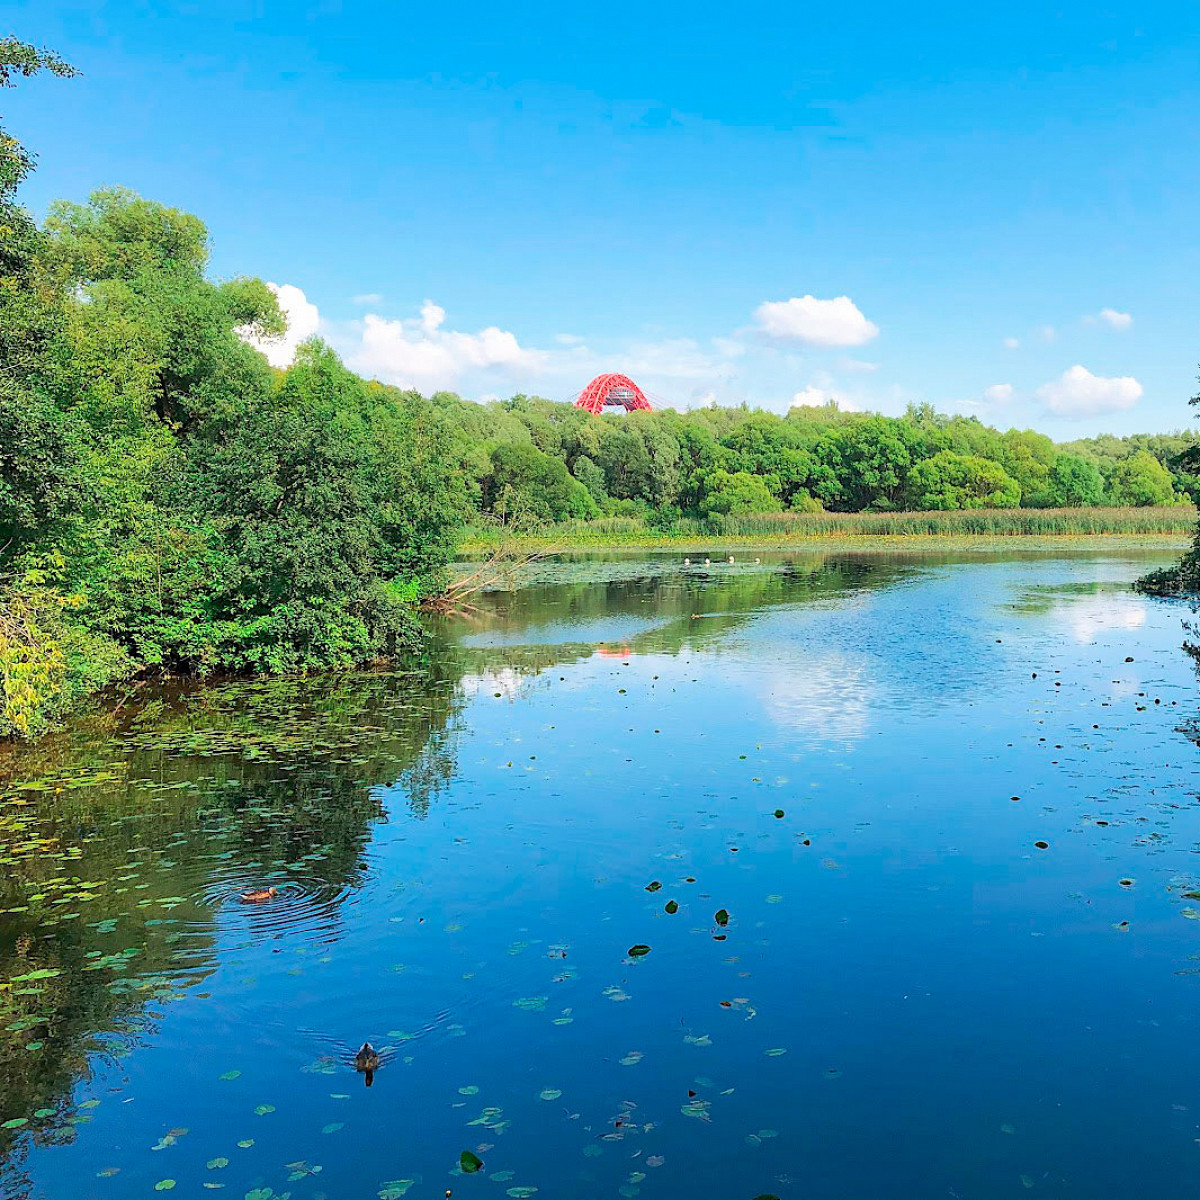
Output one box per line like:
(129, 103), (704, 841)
(574, 373), (652, 414)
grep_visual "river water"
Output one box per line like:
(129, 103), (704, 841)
(2, 548), (1200, 1200)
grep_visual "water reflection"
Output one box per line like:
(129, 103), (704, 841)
(1, 546), (1199, 1200)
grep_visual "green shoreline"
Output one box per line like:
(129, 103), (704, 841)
(461, 531), (1192, 556)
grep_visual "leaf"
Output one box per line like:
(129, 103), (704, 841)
(538, 1088), (562, 1101)
(627, 944), (651, 958)
(764, 1047), (787, 1056)
(460, 1150), (484, 1173)
(253, 1104), (275, 1116)
(219, 1070), (241, 1081)
(506, 1189), (538, 1198)
(321, 1122), (344, 1134)
(378, 1183), (415, 1200)
(664, 901), (678, 914)
(153, 1182), (175, 1192)
(645, 881), (662, 892)
(207, 1158), (229, 1169)
(714, 909), (730, 927)
(1, 1118), (27, 1129)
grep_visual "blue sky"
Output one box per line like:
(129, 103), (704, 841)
(9, 0), (1200, 435)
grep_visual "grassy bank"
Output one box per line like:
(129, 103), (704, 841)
(461, 506), (1196, 552)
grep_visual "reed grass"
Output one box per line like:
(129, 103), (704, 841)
(461, 506), (1196, 551)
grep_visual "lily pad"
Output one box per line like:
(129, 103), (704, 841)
(460, 1150), (484, 1173)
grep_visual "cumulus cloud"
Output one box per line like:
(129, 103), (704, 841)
(1096, 307), (1133, 330)
(754, 295), (879, 347)
(348, 302), (543, 392)
(1035, 364), (1143, 418)
(791, 384), (860, 412)
(984, 383), (1014, 404)
(239, 282), (320, 368)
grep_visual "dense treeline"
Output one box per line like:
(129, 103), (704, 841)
(2, 39), (1198, 738)
(429, 393), (1197, 530)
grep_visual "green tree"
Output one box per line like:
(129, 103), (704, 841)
(697, 469), (779, 517)
(1106, 449), (1178, 506)
(906, 451), (1021, 510)
(1042, 454), (1104, 507)
(486, 442), (597, 523)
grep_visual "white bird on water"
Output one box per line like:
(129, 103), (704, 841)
(728, 555), (734, 564)
(684, 557), (690, 566)
(704, 557), (711, 566)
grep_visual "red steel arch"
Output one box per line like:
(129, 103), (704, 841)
(573, 373), (652, 414)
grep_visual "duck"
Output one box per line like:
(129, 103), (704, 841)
(727, 555), (734, 563)
(355, 1041), (381, 1087)
(683, 557), (690, 566)
(239, 886), (278, 903)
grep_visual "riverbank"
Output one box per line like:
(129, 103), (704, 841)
(460, 506), (1196, 554)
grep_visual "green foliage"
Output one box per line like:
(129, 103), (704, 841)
(907, 452), (1021, 510)
(486, 442), (597, 523)
(1037, 454), (1102, 507)
(1, 79), (469, 735)
(697, 469), (778, 517)
(1105, 449), (1179, 507)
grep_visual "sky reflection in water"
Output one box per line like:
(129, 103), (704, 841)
(2, 548), (1200, 1200)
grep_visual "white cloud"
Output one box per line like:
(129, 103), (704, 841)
(555, 333), (586, 346)
(1097, 307), (1133, 331)
(348, 303), (543, 392)
(754, 295), (879, 347)
(984, 383), (1014, 404)
(419, 300), (446, 333)
(351, 292), (383, 306)
(1035, 364), (1143, 419)
(239, 282), (320, 368)
(1003, 337), (1020, 350)
(839, 357), (879, 373)
(791, 384), (860, 412)
(1037, 324), (1057, 342)
(1060, 594), (1147, 644)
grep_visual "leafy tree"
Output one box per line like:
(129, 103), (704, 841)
(813, 417), (915, 510)
(571, 454), (608, 504)
(697, 469), (778, 517)
(1106, 449), (1178, 506)
(907, 452), (1021, 510)
(1042, 454), (1104, 507)
(0, 39), (81, 562)
(486, 442), (597, 523)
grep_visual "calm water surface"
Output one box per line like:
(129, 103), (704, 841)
(3, 548), (1200, 1200)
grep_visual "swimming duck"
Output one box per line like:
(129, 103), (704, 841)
(355, 1041), (381, 1087)
(239, 886), (278, 903)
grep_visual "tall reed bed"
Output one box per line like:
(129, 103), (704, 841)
(461, 506), (1196, 550)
